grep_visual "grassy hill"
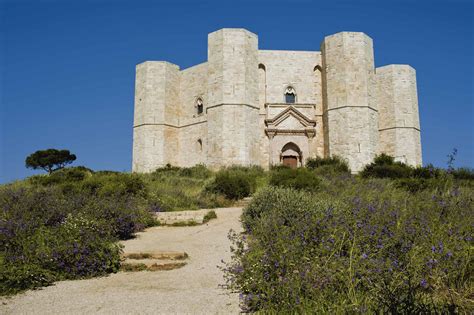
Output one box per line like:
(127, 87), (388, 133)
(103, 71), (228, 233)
(1, 159), (472, 313)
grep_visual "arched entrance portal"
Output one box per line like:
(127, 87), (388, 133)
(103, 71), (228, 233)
(280, 142), (302, 168)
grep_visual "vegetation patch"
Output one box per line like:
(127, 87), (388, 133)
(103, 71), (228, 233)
(120, 263), (148, 272)
(168, 220), (200, 227)
(147, 262), (187, 271)
(203, 210), (218, 223)
(306, 156), (350, 176)
(223, 175), (474, 313)
(206, 166), (265, 200)
(269, 167), (320, 192)
(124, 253), (153, 260)
(2, 151), (472, 303)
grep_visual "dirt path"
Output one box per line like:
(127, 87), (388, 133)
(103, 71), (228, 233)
(1, 207), (242, 314)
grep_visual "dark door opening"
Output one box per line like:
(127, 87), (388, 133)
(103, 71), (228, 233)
(282, 156), (298, 169)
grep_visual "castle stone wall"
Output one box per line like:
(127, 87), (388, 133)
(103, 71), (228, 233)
(132, 28), (422, 173)
(178, 122), (208, 167)
(258, 50), (321, 104)
(179, 62), (208, 125)
(206, 29), (260, 168)
(132, 61), (180, 172)
(322, 32), (379, 172)
(376, 65), (422, 166)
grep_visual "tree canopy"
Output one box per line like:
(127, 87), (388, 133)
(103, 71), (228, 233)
(25, 149), (77, 174)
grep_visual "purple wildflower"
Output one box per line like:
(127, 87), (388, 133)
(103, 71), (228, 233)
(420, 279), (428, 288)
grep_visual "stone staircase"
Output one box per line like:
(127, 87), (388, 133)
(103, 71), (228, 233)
(155, 209), (210, 225)
(233, 197), (252, 208)
(121, 251), (188, 272)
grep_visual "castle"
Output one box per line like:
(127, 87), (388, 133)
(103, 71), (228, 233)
(132, 28), (422, 173)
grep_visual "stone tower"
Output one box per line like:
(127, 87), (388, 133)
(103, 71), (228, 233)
(321, 32), (379, 172)
(206, 29), (260, 168)
(376, 65), (422, 165)
(132, 61), (180, 172)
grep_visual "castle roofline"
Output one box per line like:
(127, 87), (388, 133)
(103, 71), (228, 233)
(376, 64), (416, 72)
(208, 28), (257, 38)
(259, 49), (320, 54)
(324, 31), (372, 41)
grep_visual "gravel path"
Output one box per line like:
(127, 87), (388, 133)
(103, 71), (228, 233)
(1, 207), (242, 314)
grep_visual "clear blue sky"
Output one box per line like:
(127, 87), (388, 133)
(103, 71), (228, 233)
(1, 0), (473, 183)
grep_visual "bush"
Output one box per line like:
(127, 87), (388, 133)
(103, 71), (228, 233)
(28, 166), (93, 186)
(452, 167), (474, 180)
(225, 181), (473, 313)
(79, 173), (148, 198)
(361, 154), (413, 179)
(394, 178), (430, 193)
(0, 262), (55, 295)
(206, 169), (255, 200)
(177, 164), (213, 179)
(306, 156), (350, 175)
(412, 164), (442, 179)
(269, 167), (320, 192)
(241, 186), (320, 232)
(0, 181), (153, 295)
(203, 210), (217, 223)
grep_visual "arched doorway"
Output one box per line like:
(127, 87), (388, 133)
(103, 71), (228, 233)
(280, 142), (302, 168)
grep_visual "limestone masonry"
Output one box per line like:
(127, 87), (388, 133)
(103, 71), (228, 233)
(132, 28), (422, 173)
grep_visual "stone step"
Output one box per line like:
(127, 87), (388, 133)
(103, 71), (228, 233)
(121, 251), (189, 272)
(233, 197), (253, 207)
(121, 259), (187, 272)
(156, 210), (207, 225)
(122, 251), (188, 261)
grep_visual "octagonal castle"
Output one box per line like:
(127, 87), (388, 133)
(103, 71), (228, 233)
(132, 28), (421, 173)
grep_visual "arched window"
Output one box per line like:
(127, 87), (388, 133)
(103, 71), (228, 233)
(196, 98), (204, 115)
(284, 86), (296, 104)
(258, 64), (267, 108)
(197, 139), (202, 152)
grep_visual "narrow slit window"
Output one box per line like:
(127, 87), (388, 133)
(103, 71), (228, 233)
(196, 98), (204, 115)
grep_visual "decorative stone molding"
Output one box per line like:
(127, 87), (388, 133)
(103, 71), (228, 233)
(265, 106), (316, 128)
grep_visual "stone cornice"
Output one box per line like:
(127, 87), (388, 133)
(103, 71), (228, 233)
(379, 126), (421, 132)
(206, 103), (259, 111)
(324, 105), (378, 113)
(265, 105), (316, 128)
(265, 128), (316, 138)
(134, 120), (207, 129)
(265, 103), (316, 108)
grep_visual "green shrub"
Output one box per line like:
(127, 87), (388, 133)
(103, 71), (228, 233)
(361, 154), (413, 179)
(394, 178), (430, 193)
(28, 166), (93, 186)
(306, 156), (350, 175)
(412, 164), (442, 179)
(0, 181), (153, 295)
(206, 169), (255, 200)
(152, 164), (181, 174)
(80, 173), (148, 198)
(362, 163), (413, 179)
(269, 167), (320, 192)
(452, 167), (474, 180)
(178, 164), (213, 179)
(241, 186), (319, 232)
(0, 261), (55, 295)
(203, 210), (217, 223)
